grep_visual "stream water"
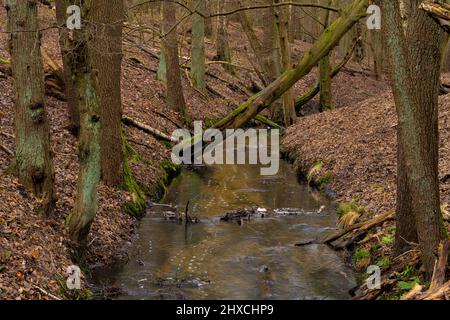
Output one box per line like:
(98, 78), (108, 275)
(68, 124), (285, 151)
(94, 160), (356, 300)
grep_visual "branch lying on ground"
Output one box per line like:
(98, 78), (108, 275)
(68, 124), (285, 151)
(121, 115), (177, 143)
(296, 211), (395, 247)
(0, 143), (13, 156)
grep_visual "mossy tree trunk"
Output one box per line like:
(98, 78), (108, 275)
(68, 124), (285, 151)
(214, 0), (370, 130)
(67, 0), (102, 260)
(191, 0), (206, 92)
(383, 0), (446, 276)
(6, 0), (56, 215)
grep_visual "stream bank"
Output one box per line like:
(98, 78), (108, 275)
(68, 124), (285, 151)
(282, 87), (450, 299)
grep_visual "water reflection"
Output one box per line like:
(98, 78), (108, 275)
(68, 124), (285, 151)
(94, 160), (356, 300)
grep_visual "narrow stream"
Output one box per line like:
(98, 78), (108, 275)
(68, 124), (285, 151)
(94, 160), (356, 300)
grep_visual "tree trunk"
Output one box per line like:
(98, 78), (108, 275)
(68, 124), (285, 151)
(91, 0), (125, 187)
(383, 0), (445, 275)
(238, 6), (274, 85)
(319, 0), (334, 111)
(68, 0), (102, 260)
(55, 0), (80, 136)
(215, 0), (234, 74)
(191, 0), (206, 92)
(162, 0), (190, 124)
(157, 3), (167, 82)
(6, 0), (55, 215)
(275, 0), (297, 125)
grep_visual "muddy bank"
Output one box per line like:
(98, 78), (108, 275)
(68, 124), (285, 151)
(282, 84), (450, 299)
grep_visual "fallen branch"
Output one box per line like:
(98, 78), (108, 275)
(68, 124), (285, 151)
(205, 60), (254, 72)
(121, 115), (177, 143)
(422, 281), (450, 300)
(254, 115), (284, 130)
(296, 211), (395, 247)
(323, 211), (395, 245)
(32, 284), (62, 300)
(0, 143), (13, 156)
(0, 131), (14, 139)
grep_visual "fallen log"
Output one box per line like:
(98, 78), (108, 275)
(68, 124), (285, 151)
(323, 211), (395, 245)
(295, 211), (395, 247)
(295, 36), (359, 111)
(254, 115), (284, 130)
(213, 0), (370, 129)
(121, 115), (177, 143)
(422, 280), (450, 300)
(420, 1), (450, 32)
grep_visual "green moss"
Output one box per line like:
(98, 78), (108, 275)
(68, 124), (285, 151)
(353, 248), (371, 268)
(337, 198), (366, 217)
(397, 277), (421, 291)
(152, 160), (181, 199)
(316, 172), (333, 188)
(158, 139), (172, 149)
(122, 140), (146, 217)
(375, 256), (391, 268)
(204, 116), (222, 129)
(57, 277), (92, 300)
(381, 235), (394, 246)
(307, 160), (323, 183)
(65, 212), (74, 226)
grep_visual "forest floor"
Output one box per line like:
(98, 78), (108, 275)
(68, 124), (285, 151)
(1, 6), (448, 300)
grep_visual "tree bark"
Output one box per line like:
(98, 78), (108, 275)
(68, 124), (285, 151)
(6, 0), (56, 215)
(55, 0), (80, 136)
(162, 0), (190, 124)
(90, 0), (125, 187)
(319, 0), (334, 111)
(191, 0), (206, 92)
(215, 0), (234, 74)
(67, 0), (102, 260)
(275, 0), (297, 125)
(383, 0), (446, 275)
